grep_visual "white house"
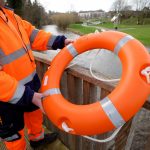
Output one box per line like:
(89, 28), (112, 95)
(78, 10), (106, 19)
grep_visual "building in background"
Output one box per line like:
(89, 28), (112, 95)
(78, 10), (107, 19)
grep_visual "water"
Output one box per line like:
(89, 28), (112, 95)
(42, 25), (122, 78)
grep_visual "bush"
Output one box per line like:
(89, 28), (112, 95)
(121, 17), (137, 25)
(121, 17), (150, 25)
(143, 18), (150, 25)
(51, 13), (80, 30)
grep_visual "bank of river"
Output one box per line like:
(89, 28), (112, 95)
(69, 23), (150, 47)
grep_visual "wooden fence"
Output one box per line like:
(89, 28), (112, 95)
(33, 51), (150, 150)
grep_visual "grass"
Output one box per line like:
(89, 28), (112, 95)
(69, 23), (150, 47)
(120, 25), (150, 46)
(69, 24), (96, 35)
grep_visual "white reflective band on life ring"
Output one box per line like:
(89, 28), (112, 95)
(43, 75), (49, 86)
(67, 44), (78, 57)
(114, 35), (134, 55)
(44, 88), (61, 96)
(100, 97), (125, 128)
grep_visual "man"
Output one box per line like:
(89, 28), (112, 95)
(0, 0), (72, 149)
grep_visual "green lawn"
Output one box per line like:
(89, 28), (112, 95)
(69, 23), (150, 47)
(120, 26), (150, 46)
(69, 24), (96, 35)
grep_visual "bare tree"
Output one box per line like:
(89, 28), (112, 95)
(133, 0), (150, 11)
(111, 0), (128, 12)
(122, 5), (132, 11)
(133, 0), (150, 24)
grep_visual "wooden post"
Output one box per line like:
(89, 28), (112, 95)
(60, 72), (68, 99)
(66, 73), (76, 150)
(92, 88), (110, 150)
(74, 76), (83, 105)
(74, 77), (83, 150)
(83, 80), (91, 104)
(67, 73), (76, 103)
(114, 119), (133, 150)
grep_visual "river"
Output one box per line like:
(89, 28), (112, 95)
(43, 25), (122, 78)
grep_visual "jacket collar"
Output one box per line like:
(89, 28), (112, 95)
(4, 6), (14, 11)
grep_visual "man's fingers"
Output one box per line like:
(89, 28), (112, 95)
(39, 98), (45, 114)
(65, 39), (74, 46)
(42, 92), (50, 98)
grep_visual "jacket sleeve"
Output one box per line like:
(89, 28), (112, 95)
(21, 19), (66, 51)
(0, 71), (34, 106)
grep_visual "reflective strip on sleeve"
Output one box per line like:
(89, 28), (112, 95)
(0, 133), (20, 142)
(44, 88), (61, 96)
(30, 29), (39, 43)
(47, 35), (57, 49)
(100, 97), (125, 128)
(19, 71), (36, 85)
(9, 84), (25, 104)
(67, 44), (78, 57)
(114, 35), (134, 55)
(0, 44), (31, 65)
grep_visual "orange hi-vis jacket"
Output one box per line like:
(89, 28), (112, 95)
(0, 6), (66, 105)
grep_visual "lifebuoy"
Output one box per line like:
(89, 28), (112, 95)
(41, 31), (150, 135)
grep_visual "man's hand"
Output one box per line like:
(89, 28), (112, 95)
(32, 92), (45, 113)
(64, 39), (73, 46)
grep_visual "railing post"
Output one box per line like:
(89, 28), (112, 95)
(114, 119), (133, 150)
(92, 88), (110, 150)
(74, 76), (83, 150)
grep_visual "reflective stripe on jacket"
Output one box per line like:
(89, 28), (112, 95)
(0, 7), (66, 105)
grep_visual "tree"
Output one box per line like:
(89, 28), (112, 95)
(133, 0), (150, 24)
(133, 0), (150, 11)
(111, 0), (128, 12)
(110, 0), (129, 25)
(122, 5), (132, 11)
(6, 0), (50, 28)
(6, 0), (25, 16)
(29, 0), (50, 28)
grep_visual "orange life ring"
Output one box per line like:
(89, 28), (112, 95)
(41, 31), (150, 135)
